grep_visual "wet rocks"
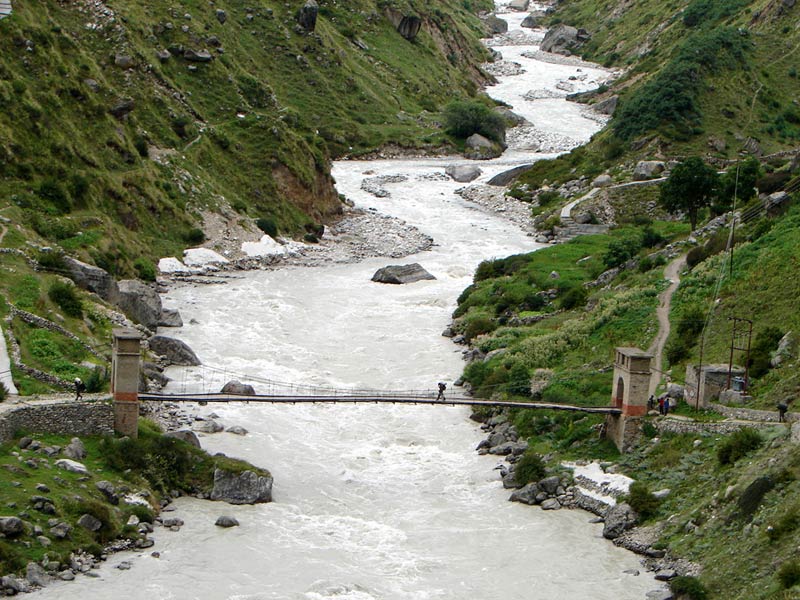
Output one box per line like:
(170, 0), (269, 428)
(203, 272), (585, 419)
(221, 380), (256, 396)
(194, 419), (224, 434)
(215, 515), (240, 528)
(445, 165), (482, 183)
(487, 164), (533, 186)
(226, 425), (249, 436)
(148, 335), (201, 366)
(158, 308), (184, 328)
(118, 280), (162, 331)
(210, 468), (273, 504)
(371, 263), (436, 284)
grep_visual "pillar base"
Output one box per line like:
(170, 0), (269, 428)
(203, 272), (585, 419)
(114, 401), (139, 439)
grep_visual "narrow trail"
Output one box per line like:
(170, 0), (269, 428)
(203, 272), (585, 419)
(648, 254), (686, 396)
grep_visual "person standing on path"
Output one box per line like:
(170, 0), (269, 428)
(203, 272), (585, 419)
(74, 377), (85, 401)
(778, 400), (789, 423)
(436, 382), (447, 401)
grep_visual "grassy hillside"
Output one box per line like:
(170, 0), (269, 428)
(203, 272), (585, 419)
(0, 0), (492, 276)
(514, 0), (800, 191)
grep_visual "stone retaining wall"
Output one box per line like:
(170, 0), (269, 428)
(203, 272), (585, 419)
(655, 418), (780, 436)
(0, 400), (114, 443)
(709, 403), (797, 423)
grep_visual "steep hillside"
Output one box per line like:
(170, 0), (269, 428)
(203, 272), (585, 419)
(515, 0), (799, 190)
(0, 0), (492, 275)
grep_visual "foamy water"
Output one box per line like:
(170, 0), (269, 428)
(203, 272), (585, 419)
(33, 4), (662, 599)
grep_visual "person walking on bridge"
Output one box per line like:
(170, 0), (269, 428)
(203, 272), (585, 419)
(436, 382), (447, 401)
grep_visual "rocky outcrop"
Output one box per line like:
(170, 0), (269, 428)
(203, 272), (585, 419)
(118, 280), (162, 331)
(487, 164), (533, 186)
(221, 380), (256, 395)
(540, 24), (591, 56)
(371, 263), (436, 284)
(210, 468), (273, 504)
(296, 0), (318, 32)
(603, 502), (638, 539)
(481, 15), (508, 34)
(592, 95), (618, 116)
(148, 335), (201, 366)
(445, 165), (482, 183)
(396, 15), (422, 40)
(633, 161), (665, 180)
(62, 257), (119, 303)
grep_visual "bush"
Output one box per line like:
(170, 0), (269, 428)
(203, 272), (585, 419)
(36, 250), (67, 272)
(256, 218), (278, 238)
(443, 100), (506, 143)
(183, 228), (205, 245)
(670, 576), (709, 600)
(48, 281), (83, 318)
(134, 136), (148, 158)
(515, 451), (546, 485)
(779, 561), (800, 589)
(463, 314), (497, 342)
(0, 382), (8, 403)
(134, 257), (156, 282)
(37, 178), (71, 214)
(62, 497), (119, 543)
(84, 367), (106, 393)
(559, 285), (588, 310)
(505, 363), (531, 397)
(717, 428), (763, 465)
(686, 245), (708, 269)
(748, 326), (784, 379)
(603, 236), (642, 269)
(641, 227), (665, 249)
(767, 507), (800, 542)
(626, 481), (660, 520)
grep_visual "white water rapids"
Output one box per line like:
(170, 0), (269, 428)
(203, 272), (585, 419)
(35, 4), (662, 599)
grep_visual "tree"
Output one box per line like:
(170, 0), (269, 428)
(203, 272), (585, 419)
(659, 157), (719, 230)
(715, 157), (762, 213)
(442, 100), (506, 144)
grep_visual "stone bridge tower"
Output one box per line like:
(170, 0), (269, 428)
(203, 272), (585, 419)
(605, 347), (653, 453)
(111, 328), (141, 438)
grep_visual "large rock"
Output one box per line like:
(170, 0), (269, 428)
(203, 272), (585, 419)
(64, 437), (86, 460)
(183, 49), (213, 62)
(95, 480), (119, 505)
(148, 335), (201, 366)
(158, 308), (183, 328)
(194, 420), (224, 434)
(445, 165), (482, 183)
(296, 0), (318, 31)
(593, 95), (618, 116)
(396, 15), (422, 40)
(603, 502), (638, 539)
(371, 263), (436, 284)
(215, 515), (240, 528)
(521, 11), (547, 28)
(54, 459), (90, 475)
(220, 380), (256, 396)
(62, 257), (119, 303)
(509, 482), (539, 505)
(166, 430), (201, 448)
(109, 98), (135, 120)
(481, 15), (508, 34)
(464, 133), (503, 160)
(77, 514), (102, 532)
(540, 24), (590, 56)
(508, 0), (530, 10)
(771, 331), (796, 367)
(487, 164), (532, 186)
(633, 161), (665, 180)
(118, 280), (162, 331)
(25, 563), (51, 588)
(0, 517), (25, 537)
(210, 468), (273, 504)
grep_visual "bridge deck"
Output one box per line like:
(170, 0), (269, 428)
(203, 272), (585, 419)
(138, 393), (621, 415)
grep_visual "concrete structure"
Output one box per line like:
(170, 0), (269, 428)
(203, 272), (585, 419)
(111, 328), (141, 438)
(605, 347), (653, 452)
(684, 363), (746, 408)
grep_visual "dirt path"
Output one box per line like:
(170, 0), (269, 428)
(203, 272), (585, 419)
(647, 255), (686, 395)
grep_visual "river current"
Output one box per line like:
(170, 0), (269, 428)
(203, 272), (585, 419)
(35, 4), (660, 599)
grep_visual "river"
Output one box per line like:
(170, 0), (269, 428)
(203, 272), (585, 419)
(34, 3), (661, 599)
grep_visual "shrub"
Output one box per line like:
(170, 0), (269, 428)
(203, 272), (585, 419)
(183, 228), (205, 245)
(37, 178), (71, 214)
(559, 285), (588, 310)
(717, 428), (763, 465)
(505, 363), (531, 397)
(443, 100), (506, 143)
(84, 367), (106, 393)
(779, 561), (800, 589)
(69, 174), (91, 203)
(603, 236), (642, 269)
(767, 507), (800, 542)
(537, 190), (561, 206)
(256, 218), (278, 238)
(670, 576), (708, 600)
(638, 257), (654, 272)
(62, 497), (119, 543)
(0, 382), (8, 403)
(686, 245), (708, 269)
(463, 314), (497, 342)
(171, 115), (192, 138)
(626, 481), (660, 520)
(641, 227), (665, 248)
(48, 281), (83, 318)
(515, 451), (546, 485)
(748, 326), (784, 379)
(134, 257), (156, 282)
(36, 250), (67, 271)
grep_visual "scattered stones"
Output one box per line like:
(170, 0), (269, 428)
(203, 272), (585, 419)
(184, 49), (213, 62)
(215, 9), (226, 24)
(114, 54), (135, 69)
(25, 562), (52, 587)
(633, 161), (665, 181)
(49, 522), (71, 539)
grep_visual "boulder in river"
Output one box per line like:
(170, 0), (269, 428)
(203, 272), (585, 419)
(481, 15), (508, 34)
(221, 380), (256, 396)
(148, 335), (201, 366)
(210, 468), (273, 504)
(159, 308), (184, 328)
(166, 430), (201, 448)
(215, 516), (240, 528)
(487, 164), (532, 186)
(464, 133), (504, 160)
(602, 502), (638, 539)
(371, 263), (436, 284)
(508, 0), (530, 10)
(118, 280), (162, 331)
(540, 24), (591, 56)
(445, 165), (482, 183)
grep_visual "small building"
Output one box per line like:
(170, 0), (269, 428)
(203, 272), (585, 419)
(684, 363), (746, 408)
